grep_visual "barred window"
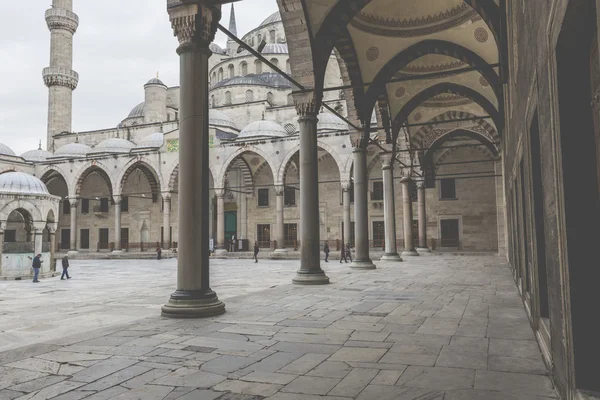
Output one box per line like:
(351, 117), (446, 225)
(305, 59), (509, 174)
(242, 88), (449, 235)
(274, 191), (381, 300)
(440, 178), (457, 200)
(245, 90), (254, 102)
(241, 62), (248, 76)
(267, 92), (275, 106)
(255, 60), (263, 74)
(284, 223), (297, 247)
(257, 188), (269, 207)
(371, 181), (384, 201)
(225, 91), (232, 105)
(270, 30), (276, 43)
(256, 224), (270, 247)
(284, 186), (296, 206)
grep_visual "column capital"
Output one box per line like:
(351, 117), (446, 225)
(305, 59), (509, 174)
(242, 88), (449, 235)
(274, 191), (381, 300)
(46, 222), (58, 234)
(380, 152), (395, 169)
(162, 192), (172, 201)
(113, 195), (122, 205)
(168, 2), (222, 54)
(294, 94), (320, 118)
(341, 181), (352, 191)
(33, 222), (47, 233)
(275, 185), (285, 196)
(399, 176), (412, 184)
(68, 197), (79, 207)
(416, 181), (427, 189)
(215, 188), (226, 198)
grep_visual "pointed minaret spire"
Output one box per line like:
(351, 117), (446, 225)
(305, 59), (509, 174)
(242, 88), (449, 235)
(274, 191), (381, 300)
(228, 4), (238, 37)
(38, 140), (42, 150)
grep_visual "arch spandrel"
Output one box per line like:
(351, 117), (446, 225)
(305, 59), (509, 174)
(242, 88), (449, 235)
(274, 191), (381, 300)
(166, 162), (217, 193)
(217, 145), (278, 189)
(276, 140), (345, 186)
(71, 161), (116, 200)
(40, 165), (73, 198)
(116, 158), (164, 198)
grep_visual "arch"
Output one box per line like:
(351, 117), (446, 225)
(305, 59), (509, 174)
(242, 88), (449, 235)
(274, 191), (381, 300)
(46, 209), (56, 224)
(40, 165), (72, 198)
(218, 68), (224, 82)
(363, 40), (502, 116)
(116, 159), (163, 202)
(72, 161), (115, 201)
(277, 140), (345, 186)
(227, 158), (254, 194)
(225, 91), (232, 105)
(270, 58), (279, 69)
(267, 92), (275, 106)
(0, 166), (22, 174)
(0, 200), (43, 223)
(255, 60), (263, 74)
(168, 163), (216, 193)
(217, 146), (279, 189)
(269, 29), (276, 44)
(228, 64), (234, 78)
(391, 83), (502, 140)
(240, 61), (248, 76)
(285, 59), (291, 75)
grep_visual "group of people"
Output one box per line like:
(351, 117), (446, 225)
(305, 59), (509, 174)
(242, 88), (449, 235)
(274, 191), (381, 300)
(322, 242), (353, 263)
(30, 254), (71, 283)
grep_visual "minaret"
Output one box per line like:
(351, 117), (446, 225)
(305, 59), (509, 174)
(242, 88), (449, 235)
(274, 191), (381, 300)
(43, 0), (79, 151)
(226, 4), (238, 55)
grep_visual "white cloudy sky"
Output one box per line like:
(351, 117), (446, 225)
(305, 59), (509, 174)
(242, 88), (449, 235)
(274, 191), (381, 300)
(0, 1), (278, 155)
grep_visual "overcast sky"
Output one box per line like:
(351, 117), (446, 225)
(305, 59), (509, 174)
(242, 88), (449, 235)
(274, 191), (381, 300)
(0, 1), (278, 155)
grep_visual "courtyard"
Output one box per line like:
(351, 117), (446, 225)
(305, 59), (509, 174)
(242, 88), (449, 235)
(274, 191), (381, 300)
(0, 256), (556, 399)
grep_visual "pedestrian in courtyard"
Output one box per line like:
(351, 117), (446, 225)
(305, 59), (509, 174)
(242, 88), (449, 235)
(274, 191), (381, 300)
(346, 243), (353, 263)
(32, 253), (42, 283)
(253, 241), (259, 263)
(323, 241), (330, 262)
(156, 246), (162, 260)
(340, 243), (348, 263)
(61, 255), (71, 280)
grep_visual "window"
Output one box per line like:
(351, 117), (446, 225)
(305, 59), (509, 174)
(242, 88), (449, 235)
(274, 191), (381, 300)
(62, 199), (71, 215)
(241, 62), (248, 76)
(284, 186), (296, 206)
(60, 229), (70, 249)
(121, 228), (129, 248)
(440, 178), (457, 200)
(267, 92), (275, 106)
(245, 90), (254, 102)
(218, 68), (223, 81)
(211, 95), (215, 108)
(285, 123), (296, 134)
(255, 60), (263, 74)
(80, 229), (90, 249)
(372, 221), (385, 248)
(256, 224), (270, 247)
(257, 33), (262, 45)
(98, 228), (109, 245)
(286, 59), (291, 75)
(100, 198), (109, 212)
(270, 58), (279, 69)
(121, 196), (128, 212)
(228, 64), (234, 78)
(4, 230), (16, 243)
(257, 188), (269, 207)
(269, 30), (276, 43)
(371, 181), (384, 201)
(225, 91), (232, 105)
(81, 198), (89, 214)
(284, 223), (297, 247)
(411, 181), (418, 202)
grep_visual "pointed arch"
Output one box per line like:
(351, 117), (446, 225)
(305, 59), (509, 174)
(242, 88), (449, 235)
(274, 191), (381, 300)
(72, 161), (115, 201)
(277, 140), (345, 186)
(117, 159), (163, 202)
(216, 145), (278, 189)
(40, 165), (73, 198)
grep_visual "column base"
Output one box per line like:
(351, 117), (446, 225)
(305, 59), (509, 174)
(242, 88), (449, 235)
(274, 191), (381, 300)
(293, 270), (330, 285)
(214, 249), (228, 255)
(161, 289), (225, 318)
(67, 250), (79, 255)
(416, 247), (431, 253)
(273, 248), (289, 254)
(380, 253), (403, 262)
(112, 249), (123, 253)
(402, 249), (420, 257)
(350, 259), (377, 270)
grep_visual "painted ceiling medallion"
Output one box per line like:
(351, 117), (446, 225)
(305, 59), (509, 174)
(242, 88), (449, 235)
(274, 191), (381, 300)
(366, 46), (380, 62)
(414, 112), (422, 122)
(474, 27), (489, 43)
(479, 76), (490, 87)
(395, 87), (406, 98)
(250, 157), (260, 166)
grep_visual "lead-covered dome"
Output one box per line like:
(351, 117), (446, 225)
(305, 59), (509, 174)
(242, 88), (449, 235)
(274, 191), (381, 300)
(21, 148), (52, 162)
(210, 110), (237, 130)
(318, 113), (349, 133)
(260, 11), (281, 27)
(127, 102), (145, 119)
(210, 43), (227, 55)
(0, 143), (16, 157)
(0, 172), (49, 195)
(145, 77), (166, 87)
(136, 132), (164, 149)
(90, 138), (135, 154)
(54, 142), (91, 157)
(238, 120), (287, 139)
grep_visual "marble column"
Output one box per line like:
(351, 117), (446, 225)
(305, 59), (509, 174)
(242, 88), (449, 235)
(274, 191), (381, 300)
(342, 181), (352, 247)
(400, 177), (419, 256)
(163, 193), (172, 248)
(113, 196), (122, 251)
(380, 153), (402, 261)
(68, 198), (78, 253)
(350, 148), (376, 269)
(48, 224), (57, 271)
(33, 229), (43, 257)
(293, 101), (329, 285)
(240, 194), (247, 240)
(214, 188), (227, 255)
(162, 3), (225, 318)
(0, 224), (4, 277)
(416, 182), (430, 252)
(274, 185), (287, 253)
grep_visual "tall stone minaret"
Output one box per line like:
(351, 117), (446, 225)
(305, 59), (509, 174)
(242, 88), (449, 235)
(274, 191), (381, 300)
(226, 4), (238, 55)
(43, 0), (79, 151)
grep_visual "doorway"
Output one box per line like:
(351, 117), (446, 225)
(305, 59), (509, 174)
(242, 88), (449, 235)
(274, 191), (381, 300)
(61, 229), (70, 250)
(440, 219), (460, 248)
(80, 229), (89, 250)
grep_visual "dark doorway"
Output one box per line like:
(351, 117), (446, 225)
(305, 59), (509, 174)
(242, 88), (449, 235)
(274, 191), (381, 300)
(98, 228), (109, 249)
(440, 219), (459, 248)
(80, 229), (89, 250)
(372, 221), (384, 248)
(121, 228), (129, 249)
(61, 229), (70, 250)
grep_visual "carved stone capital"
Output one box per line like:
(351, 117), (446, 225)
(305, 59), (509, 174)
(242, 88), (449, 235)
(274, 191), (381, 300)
(169, 3), (221, 53)
(341, 181), (352, 191)
(416, 181), (427, 189)
(113, 195), (122, 205)
(380, 152), (395, 169)
(162, 192), (172, 201)
(68, 198), (79, 208)
(215, 188), (226, 198)
(46, 223), (58, 234)
(294, 93), (320, 118)
(33, 222), (47, 232)
(275, 185), (285, 196)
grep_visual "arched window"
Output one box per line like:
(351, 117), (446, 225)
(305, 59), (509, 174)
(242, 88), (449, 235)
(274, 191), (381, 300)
(212, 72), (217, 84)
(240, 62), (248, 76)
(257, 33), (262, 45)
(210, 95), (215, 108)
(270, 58), (279, 69)
(286, 59), (291, 75)
(245, 90), (254, 102)
(285, 123), (297, 134)
(255, 60), (263, 74)
(218, 68), (223, 82)
(287, 93), (294, 106)
(228, 64), (234, 78)
(270, 30), (276, 43)
(267, 92), (274, 106)
(225, 91), (232, 105)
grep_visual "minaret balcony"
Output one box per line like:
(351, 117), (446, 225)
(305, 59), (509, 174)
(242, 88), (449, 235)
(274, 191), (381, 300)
(43, 67), (79, 90)
(45, 8), (79, 34)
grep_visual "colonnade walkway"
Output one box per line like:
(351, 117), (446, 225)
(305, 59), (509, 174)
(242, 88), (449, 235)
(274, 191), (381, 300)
(0, 256), (557, 399)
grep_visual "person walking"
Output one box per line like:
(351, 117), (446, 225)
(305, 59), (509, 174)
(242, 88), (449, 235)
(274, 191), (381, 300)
(323, 241), (330, 262)
(346, 243), (353, 263)
(32, 253), (42, 283)
(340, 243), (348, 263)
(156, 246), (162, 260)
(253, 241), (259, 263)
(61, 255), (71, 280)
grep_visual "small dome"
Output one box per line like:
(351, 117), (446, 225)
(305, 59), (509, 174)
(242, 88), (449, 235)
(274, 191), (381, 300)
(259, 11), (281, 27)
(238, 120), (287, 139)
(212, 73), (291, 89)
(317, 113), (349, 133)
(136, 132), (164, 148)
(0, 143), (16, 157)
(91, 138), (135, 154)
(127, 102), (145, 118)
(21, 148), (52, 162)
(145, 77), (166, 87)
(54, 142), (91, 157)
(210, 110), (237, 130)
(210, 43), (227, 55)
(261, 43), (288, 54)
(0, 172), (49, 195)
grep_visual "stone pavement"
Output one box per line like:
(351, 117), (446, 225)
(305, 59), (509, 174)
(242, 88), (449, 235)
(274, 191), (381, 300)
(0, 256), (558, 399)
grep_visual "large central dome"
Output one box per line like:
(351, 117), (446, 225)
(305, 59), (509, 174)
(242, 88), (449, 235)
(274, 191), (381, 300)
(259, 11), (281, 27)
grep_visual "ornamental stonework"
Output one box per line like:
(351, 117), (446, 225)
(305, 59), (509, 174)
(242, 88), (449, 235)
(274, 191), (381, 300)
(395, 87), (406, 98)
(474, 27), (489, 43)
(366, 46), (380, 62)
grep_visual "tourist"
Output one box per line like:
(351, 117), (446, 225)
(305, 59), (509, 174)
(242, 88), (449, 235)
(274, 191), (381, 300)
(346, 243), (353, 263)
(323, 241), (330, 262)
(61, 255), (71, 280)
(253, 241), (259, 263)
(340, 243), (348, 263)
(156, 247), (162, 260)
(32, 253), (42, 283)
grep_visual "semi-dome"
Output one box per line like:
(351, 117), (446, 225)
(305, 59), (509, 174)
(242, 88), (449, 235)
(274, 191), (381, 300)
(210, 110), (237, 130)
(90, 138), (135, 154)
(210, 43), (227, 55)
(21, 148), (52, 162)
(145, 77), (166, 87)
(0, 172), (49, 195)
(212, 73), (291, 89)
(127, 102), (145, 119)
(238, 120), (287, 139)
(261, 43), (288, 54)
(260, 11), (281, 27)
(317, 112), (349, 133)
(136, 132), (164, 148)
(0, 143), (16, 157)
(54, 142), (91, 157)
